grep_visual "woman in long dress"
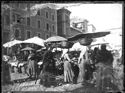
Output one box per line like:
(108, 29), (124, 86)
(61, 49), (74, 83)
(77, 46), (88, 84)
(27, 52), (37, 79)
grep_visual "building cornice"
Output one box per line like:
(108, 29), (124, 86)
(70, 27), (83, 33)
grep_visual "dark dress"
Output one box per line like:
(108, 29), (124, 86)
(63, 53), (74, 83)
(96, 49), (113, 65)
(39, 50), (56, 86)
(77, 57), (86, 83)
(41, 50), (56, 74)
(2, 60), (11, 84)
(95, 49), (114, 90)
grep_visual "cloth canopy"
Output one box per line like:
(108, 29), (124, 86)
(22, 36), (45, 47)
(3, 39), (23, 48)
(36, 47), (46, 52)
(69, 42), (86, 51)
(90, 38), (109, 46)
(68, 31), (110, 41)
(45, 36), (67, 42)
(21, 47), (34, 51)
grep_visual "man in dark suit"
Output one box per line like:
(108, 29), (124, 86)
(40, 46), (55, 74)
(95, 44), (114, 90)
(96, 44), (113, 65)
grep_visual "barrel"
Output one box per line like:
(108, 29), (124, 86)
(61, 41), (68, 47)
(79, 38), (93, 45)
(61, 41), (74, 48)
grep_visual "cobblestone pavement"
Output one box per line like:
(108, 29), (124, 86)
(2, 80), (81, 92)
(2, 80), (118, 93)
(2, 81), (122, 93)
(2, 73), (122, 92)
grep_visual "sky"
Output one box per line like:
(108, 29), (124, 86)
(66, 3), (123, 32)
(4, 3), (122, 33)
(30, 3), (122, 47)
(64, 3), (122, 47)
(28, 3), (122, 33)
(5, 3), (122, 47)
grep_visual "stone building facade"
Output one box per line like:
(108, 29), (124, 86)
(2, 3), (57, 44)
(57, 8), (71, 38)
(2, 3), (95, 45)
(69, 27), (82, 37)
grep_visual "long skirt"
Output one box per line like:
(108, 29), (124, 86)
(27, 60), (36, 78)
(64, 61), (74, 83)
(77, 59), (86, 83)
(113, 64), (124, 91)
(2, 61), (11, 84)
(95, 63), (118, 90)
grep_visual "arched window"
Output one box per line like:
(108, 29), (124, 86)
(26, 30), (31, 38)
(37, 33), (41, 37)
(5, 15), (10, 25)
(38, 20), (40, 28)
(52, 14), (54, 21)
(27, 17), (30, 26)
(15, 3), (19, 8)
(46, 11), (48, 18)
(52, 25), (55, 32)
(12, 14), (16, 22)
(14, 28), (20, 39)
(46, 23), (49, 31)
(46, 35), (49, 39)
(37, 10), (40, 15)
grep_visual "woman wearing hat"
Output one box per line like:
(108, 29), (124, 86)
(61, 49), (74, 83)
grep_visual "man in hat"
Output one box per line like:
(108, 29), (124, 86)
(95, 44), (114, 90)
(96, 44), (113, 65)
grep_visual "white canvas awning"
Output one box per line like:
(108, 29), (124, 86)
(91, 38), (108, 46)
(69, 42), (87, 51)
(3, 39), (23, 48)
(22, 36), (45, 47)
(45, 36), (67, 42)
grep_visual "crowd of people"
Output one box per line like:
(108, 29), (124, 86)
(2, 43), (123, 91)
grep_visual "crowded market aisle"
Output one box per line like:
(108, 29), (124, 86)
(2, 44), (123, 93)
(2, 34), (123, 93)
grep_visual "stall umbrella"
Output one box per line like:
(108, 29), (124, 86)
(67, 31), (110, 46)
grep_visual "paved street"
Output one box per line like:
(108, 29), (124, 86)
(2, 78), (119, 93)
(2, 67), (121, 92)
(2, 2), (123, 93)
(2, 81), (96, 92)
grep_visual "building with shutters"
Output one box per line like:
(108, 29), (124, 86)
(2, 3), (57, 44)
(57, 8), (93, 38)
(87, 24), (96, 33)
(2, 3), (95, 45)
(57, 8), (71, 38)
